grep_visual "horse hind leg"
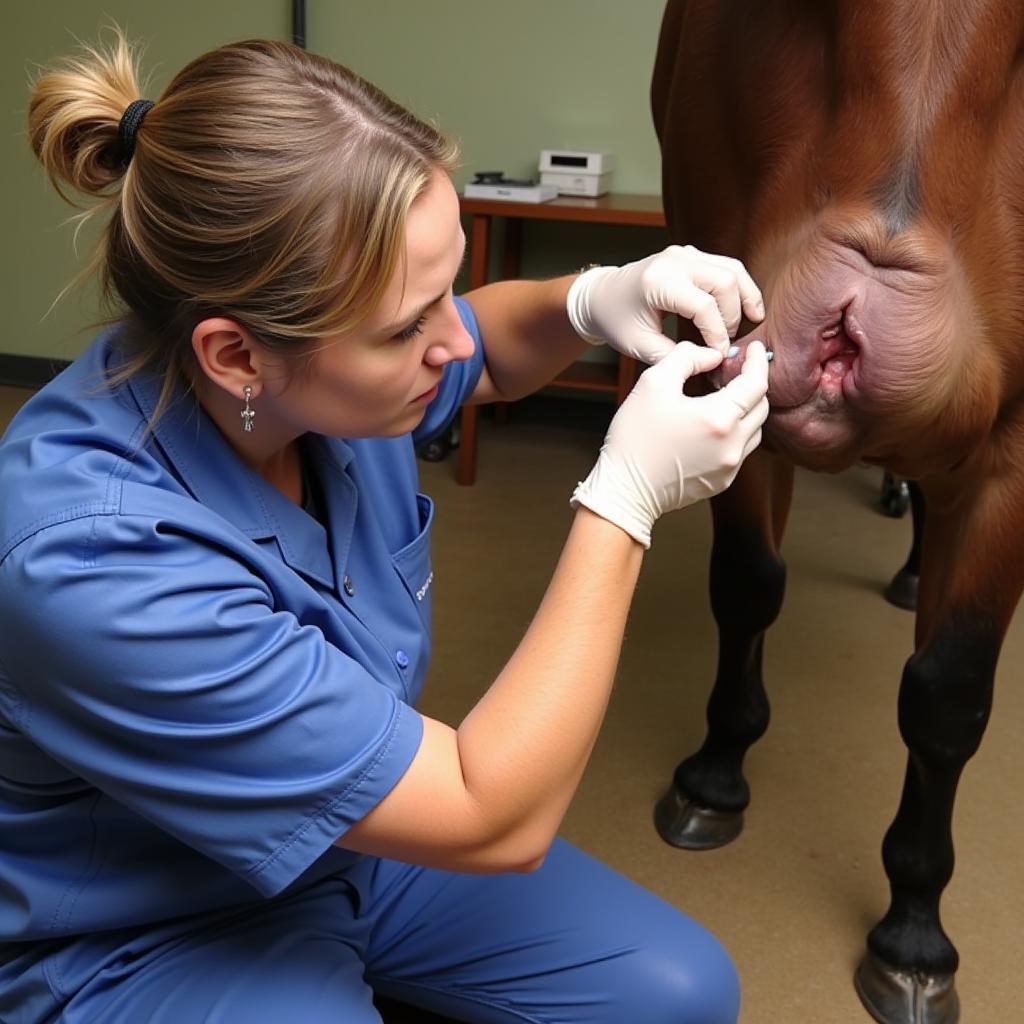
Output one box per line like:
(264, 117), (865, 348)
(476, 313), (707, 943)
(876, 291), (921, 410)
(855, 469), (1024, 1024)
(854, 611), (998, 1024)
(656, 454), (792, 849)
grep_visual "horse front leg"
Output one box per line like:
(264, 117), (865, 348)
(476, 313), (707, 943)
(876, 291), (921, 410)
(855, 469), (1024, 1024)
(656, 451), (793, 849)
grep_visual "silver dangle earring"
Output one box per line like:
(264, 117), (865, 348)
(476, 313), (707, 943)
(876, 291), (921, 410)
(241, 385), (255, 433)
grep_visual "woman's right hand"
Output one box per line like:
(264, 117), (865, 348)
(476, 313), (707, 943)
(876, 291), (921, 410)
(571, 340), (770, 547)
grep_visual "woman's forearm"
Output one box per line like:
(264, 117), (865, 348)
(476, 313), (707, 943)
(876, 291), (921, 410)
(464, 276), (592, 401)
(339, 508), (643, 871)
(455, 507), (643, 858)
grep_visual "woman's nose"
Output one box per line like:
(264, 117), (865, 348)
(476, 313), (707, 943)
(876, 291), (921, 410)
(425, 303), (475, 365)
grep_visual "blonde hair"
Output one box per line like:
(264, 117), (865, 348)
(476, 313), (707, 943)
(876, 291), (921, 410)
(28, 30), (459, 417)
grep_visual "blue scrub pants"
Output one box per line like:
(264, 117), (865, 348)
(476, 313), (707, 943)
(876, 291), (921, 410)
(42, 840), (739, 1023)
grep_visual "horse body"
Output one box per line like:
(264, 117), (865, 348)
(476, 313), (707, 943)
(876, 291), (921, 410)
(651, 3), (1024, 1021)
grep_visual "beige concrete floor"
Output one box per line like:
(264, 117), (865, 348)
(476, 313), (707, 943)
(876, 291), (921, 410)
(2, 384), (1022, 1023)
(419, 405), (1024, 1024)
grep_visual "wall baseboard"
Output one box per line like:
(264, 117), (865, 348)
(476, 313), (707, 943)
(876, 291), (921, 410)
(0, 355), (71, 389)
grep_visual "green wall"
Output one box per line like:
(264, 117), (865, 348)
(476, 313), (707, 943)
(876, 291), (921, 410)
(3, 1), (670, 362)
(312, 1), (666, 194)
(4, 2), (289, 361)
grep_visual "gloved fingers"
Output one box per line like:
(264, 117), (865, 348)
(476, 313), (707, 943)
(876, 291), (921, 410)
(743, 395), (771, 430)
(620, 329), (678, 365)
(714, 399), (767, 479)
(715, 343), (770, 415)
(688, 247), (765, 325)
(717, 379), (768, 420)
(649, 245), (764, 345)
(684, 261), (747, 342)
(739, 340), (771, 404)
(644, 338), (723, 385)
(654, 278), (735, 353)
(740, 424), (764, 461)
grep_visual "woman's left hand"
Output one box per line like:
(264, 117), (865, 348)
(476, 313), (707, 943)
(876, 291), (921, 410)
(565, 244), (765, 363)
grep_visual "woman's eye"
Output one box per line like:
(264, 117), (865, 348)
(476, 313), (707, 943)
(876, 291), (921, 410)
(396, 316), (426, 341)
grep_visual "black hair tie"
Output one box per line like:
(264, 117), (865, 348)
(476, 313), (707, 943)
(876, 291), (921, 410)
(117, 99), (155, 167)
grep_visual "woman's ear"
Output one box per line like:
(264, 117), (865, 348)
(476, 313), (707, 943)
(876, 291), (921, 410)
(191, 318), (264, 399)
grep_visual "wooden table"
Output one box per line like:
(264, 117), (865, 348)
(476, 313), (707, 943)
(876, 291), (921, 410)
(456, 192), (666, 485)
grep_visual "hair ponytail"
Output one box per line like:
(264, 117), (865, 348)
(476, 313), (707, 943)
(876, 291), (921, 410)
(29, 31), (146, 204)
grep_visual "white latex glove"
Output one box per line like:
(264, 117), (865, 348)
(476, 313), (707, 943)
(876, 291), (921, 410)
(566, 244), (765, 362)
(571, 340), (771, 548)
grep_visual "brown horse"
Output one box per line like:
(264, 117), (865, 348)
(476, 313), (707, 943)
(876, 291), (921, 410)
(650, 2), (1024, 1022)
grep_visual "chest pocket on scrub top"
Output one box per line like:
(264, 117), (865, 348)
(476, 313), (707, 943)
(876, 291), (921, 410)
(391, 493), (434, 630)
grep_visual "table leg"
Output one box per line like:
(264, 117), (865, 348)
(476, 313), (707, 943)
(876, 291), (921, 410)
(502, 219), (522, 279)
(456, 405), (479, 485)
(456, 214), (493, 486)
(616, 354), (638, 405)
(489, 218), (524, 429)
(468, 213), (491, 290)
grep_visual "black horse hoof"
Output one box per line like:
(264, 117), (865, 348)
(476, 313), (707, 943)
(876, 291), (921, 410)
(884, 568), (919, 611)
(880, 473), (911, 518)
(654, 784), (744, 850)
(854, 951), (959, 1024)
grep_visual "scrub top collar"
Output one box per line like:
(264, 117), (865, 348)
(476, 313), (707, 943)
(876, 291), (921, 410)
(127, 369), (356, 591)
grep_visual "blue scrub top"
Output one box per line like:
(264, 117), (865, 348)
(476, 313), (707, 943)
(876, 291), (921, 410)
(0, 298), (484, 942)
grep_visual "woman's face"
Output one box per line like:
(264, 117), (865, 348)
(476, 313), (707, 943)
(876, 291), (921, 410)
(258, 169), (474, 440)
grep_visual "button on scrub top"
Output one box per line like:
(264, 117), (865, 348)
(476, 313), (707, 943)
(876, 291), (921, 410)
(0, 298), (484, 944)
